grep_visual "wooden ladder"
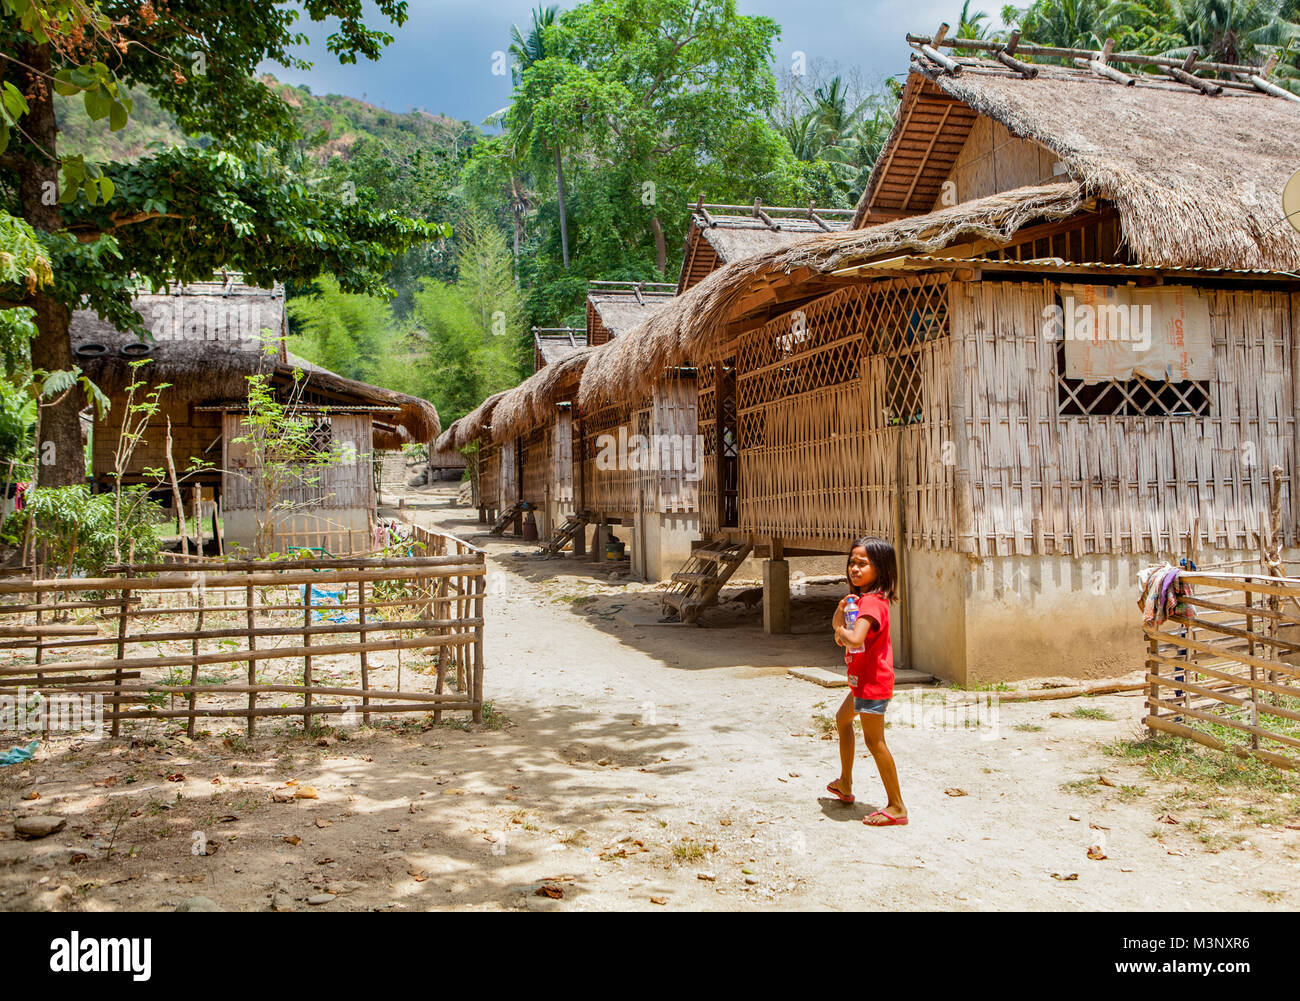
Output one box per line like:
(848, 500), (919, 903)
(488, 501), (524, 537)
(538, 514), (586, 555)
(661, 539), (752, 623)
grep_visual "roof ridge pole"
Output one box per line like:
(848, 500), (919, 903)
(1074, 38), (1135, 86)
(916, 27), (963, 76)
(753, 198), (781, 231)
(1165, 48), (1224, 96)
(808, 200), (832, 232)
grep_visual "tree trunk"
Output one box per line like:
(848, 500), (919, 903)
(650, 216), (667, 275)
(16, 43), (84, 487)
(554, 146), (570, 270)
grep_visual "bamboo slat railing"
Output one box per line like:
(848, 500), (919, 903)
(1144, 571), (1300, 770)
(0, 530), (487, 739)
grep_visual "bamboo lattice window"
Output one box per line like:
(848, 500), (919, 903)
(579, 399), (638, 515)
(1056, 338), (1212, 416)
(729, 277), (954, 548)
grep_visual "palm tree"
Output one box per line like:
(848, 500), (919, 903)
(1161, 0), (1300, 67)
(507, 5), (570, 269)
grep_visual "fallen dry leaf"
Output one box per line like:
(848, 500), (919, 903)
(1158, 814), (1179, 825)
(294, 786), (318, 800)
(218, 815), (238, 823)
(1097, 775), (1117, 788)
(314, 857), (334, 865)
(409, 869), (427, 883)
(270, 790), (295, 803)
(1087, 846), (1108, 860)
(535, 884), (563, 899)
(94, 776), (117, 788)
(650, 896), (667, 905)
(283, 835), (301, 846)
(164, 773), (185, 782)
(944, 788), (968, 797)
(315, 818), (332, 829)
(22, 791), (38, 801)
(1051, 872), (1079, 881)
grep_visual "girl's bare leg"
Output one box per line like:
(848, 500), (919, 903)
(829, 692), (856, 797)
(860, 712), (906, 821)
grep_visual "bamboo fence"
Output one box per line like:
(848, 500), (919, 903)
(0, 530), (486, 738)
(1144, 570), (1300, 770)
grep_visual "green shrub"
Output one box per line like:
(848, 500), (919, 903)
(3, 484), (163, 575)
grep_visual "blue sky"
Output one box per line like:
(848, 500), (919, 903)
(262, 0), (968, 124)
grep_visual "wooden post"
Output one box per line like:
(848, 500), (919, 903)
(472, 559), (485, 723)
(246, 583), (257, 739)
(187, 579), (205, 738)
(193, 484), (204, 556)
(302, 581), (313, 734)
(111, 572), (131, 737)
(34, 588), (43, 685)
(1247, 580), (1259, 750)
(893, 431), (912, 672)
(358, 579), (371, 725)
(165, 419), (188, 557)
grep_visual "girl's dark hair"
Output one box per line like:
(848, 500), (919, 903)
(846, 536), (898, 602)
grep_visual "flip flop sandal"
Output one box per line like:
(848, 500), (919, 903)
(864, 810), (908, 826)
(825, 781), (855, 804)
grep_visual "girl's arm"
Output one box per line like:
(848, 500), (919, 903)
(835, 613), (877, 648)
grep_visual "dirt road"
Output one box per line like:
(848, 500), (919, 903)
(1, 493), (1297, 910)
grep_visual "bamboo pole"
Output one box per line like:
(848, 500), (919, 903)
(0, 563), (485, 595)
(112, 568), (131, 737)
(358, 578), (370, 725)
(246, 583), (256, 739)
(187, 581), (205, 738)
(303, 581), (313, 733)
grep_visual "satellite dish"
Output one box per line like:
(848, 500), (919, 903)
(1284, 168), (1300, 234)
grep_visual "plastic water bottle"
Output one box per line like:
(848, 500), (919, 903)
(843, 595), (865, 654)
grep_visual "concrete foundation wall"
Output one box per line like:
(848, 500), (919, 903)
(633, 511), (700, 581)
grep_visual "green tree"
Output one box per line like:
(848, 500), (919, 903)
(2, 0), (440, 487)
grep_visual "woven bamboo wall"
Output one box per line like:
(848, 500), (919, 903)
(697, 365), (719, 535)
(500, 438), (518, 510)
(553, 410), (575, 514)
(952, 281), (1296, 557)
(223, 413), (374, 513)
(520, 426), (549, 507)
(579, 399), (637, 516)
(651, 373), (700, 514)
(478, 443), (502, 510)
(730, 277), (955, 549)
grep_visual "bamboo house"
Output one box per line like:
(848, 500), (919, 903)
(580, 41), (1300, 682)
(71, 278), (440, 555)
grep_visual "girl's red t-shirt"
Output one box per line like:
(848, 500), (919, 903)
(844, 592), (893, 700)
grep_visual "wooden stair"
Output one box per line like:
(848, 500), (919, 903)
(488, 501), (524, 537)
(538, 514), (586, 556)
(661, 539), (752, 623)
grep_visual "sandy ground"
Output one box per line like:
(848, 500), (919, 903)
(1, 486), (1298, 911)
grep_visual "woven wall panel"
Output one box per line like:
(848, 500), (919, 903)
(954, 282), (1296, 556)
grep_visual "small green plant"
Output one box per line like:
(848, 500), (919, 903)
(671, 838), (716, 863)
(1070, 706), (1115, 721)
(1015, 723), (1044, 732)
(812, 713), (837, 740)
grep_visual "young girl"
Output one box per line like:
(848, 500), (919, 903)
(824, 536), (908, 826)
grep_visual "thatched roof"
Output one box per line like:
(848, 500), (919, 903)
(690, 206), (855, 262)
(854, 58), (1300, 270)
(452, 390), (510, 448)
(587, 290), (676, 340)
(579, 182), (1087, 406)
(534, 328), (586, 367)
(490, 348), (593, 442)
(70, 284), (440, 447)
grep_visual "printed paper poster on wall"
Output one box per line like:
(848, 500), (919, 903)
(1059, 284), (1213, 385)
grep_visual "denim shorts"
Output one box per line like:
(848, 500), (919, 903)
(854, 697), (890, 715)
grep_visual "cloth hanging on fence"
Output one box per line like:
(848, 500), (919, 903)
(0, 740), (39, 766)
(1137, 564), (1195, 628)
(300, 584), (356, 624)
